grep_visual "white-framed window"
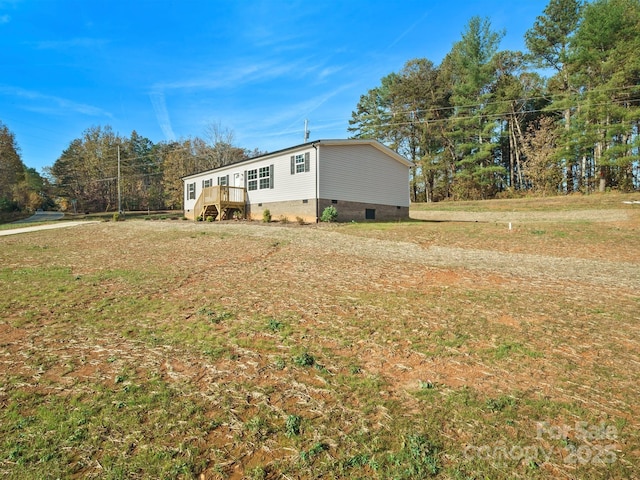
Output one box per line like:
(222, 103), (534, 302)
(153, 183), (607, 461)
(291, 152), (310, 174)
(259, 166), (271, 189)
(202, 179), (212, 188)
(246, 165), (273, 190)
(247, 169), (258, 191)
(218, 175), (228, 186)
(187, 182), (196, 200)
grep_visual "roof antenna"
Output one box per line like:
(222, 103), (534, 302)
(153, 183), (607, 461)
(304, 119), (310, 143)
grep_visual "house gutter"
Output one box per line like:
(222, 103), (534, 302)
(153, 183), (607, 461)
(312, 142), (319, 223)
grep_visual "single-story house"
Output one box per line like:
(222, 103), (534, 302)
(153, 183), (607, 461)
(182, 139), (412, 222)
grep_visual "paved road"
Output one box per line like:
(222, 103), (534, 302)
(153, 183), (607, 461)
(11, 211), (65, 223)
(1, 212), (99, 236)
(0, 221), (101, 237)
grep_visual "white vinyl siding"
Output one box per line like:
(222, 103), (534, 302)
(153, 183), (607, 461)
(242, 151), (314, 204)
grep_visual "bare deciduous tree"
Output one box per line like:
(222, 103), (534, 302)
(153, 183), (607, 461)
(522, 116), (563, 195)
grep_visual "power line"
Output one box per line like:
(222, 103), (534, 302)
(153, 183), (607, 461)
(348, 84), (640, 125)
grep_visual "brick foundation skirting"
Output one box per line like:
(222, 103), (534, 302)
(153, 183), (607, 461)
(246, 198), (409, 222)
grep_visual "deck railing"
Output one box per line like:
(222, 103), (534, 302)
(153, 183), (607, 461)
(193, 185), (246, 220)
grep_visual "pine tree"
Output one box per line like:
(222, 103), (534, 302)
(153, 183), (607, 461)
(570, 0), (640, 191)
(446, 17), (505, 199)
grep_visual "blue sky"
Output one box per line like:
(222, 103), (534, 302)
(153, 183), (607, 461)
(1, 0), (550, 173)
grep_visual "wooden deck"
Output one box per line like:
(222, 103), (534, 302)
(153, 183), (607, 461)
(193, 186), (246, 221)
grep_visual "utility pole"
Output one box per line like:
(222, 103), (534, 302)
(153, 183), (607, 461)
(304, 119), (310, 143)
(117, 144), (122, 213)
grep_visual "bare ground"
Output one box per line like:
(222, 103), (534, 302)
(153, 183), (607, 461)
(1, 203), (639, 478)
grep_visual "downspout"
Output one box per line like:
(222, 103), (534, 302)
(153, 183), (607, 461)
(313, 142), (319, 223)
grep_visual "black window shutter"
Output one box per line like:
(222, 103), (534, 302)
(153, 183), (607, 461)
(290, 156), (295, 174)
(270, 164), (274, 189)
(225, 174), (229, 185)
(244, 171), (247, 189)
(304, 152), (310, 172)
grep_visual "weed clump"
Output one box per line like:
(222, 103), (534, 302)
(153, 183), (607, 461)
(300, 442), (328, 462)
(485, 395), (516, 412)
(274, 356), (286, 370)
(267, 318), (283, 332)
(197, 307), (234, 324)
(285, 414), (301, 437)
(384, 433), (440, 478)
(294, 352), (315, 367)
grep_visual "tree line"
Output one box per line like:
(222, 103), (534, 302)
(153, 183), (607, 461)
(0, 121), (53, 218)
(47, 125), (258, 214)
(3, 0), (638, 216)
(0, 119), (261, 216)
(348, 0), (640, 201)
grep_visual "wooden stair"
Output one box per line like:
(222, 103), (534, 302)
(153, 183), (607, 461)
(200, 204), (219, 221)
(193, 186), (246, 221)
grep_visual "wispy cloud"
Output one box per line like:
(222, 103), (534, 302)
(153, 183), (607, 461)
(155, 59), (300, 92)
(385, 10), (431, 51)
(318, 65), (344, 81)
(149, 90), (176, 141)
(157, 64), (263, 91)
(250, 31), (311, 53)
(239, 3), (315, 52)
(292, 83), (354, 120)
(0, 84), (111, 117)
(251, 83), (355, 137)
(0, 14), (9, 24)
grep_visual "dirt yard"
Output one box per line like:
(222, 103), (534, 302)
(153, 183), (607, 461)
(1, 195), (638, 479)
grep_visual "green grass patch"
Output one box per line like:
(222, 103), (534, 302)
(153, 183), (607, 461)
(0, 374), (211, 478)
(490, 342), (544, 360)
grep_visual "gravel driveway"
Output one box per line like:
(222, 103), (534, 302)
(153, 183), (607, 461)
(410, 208), (631, 223)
